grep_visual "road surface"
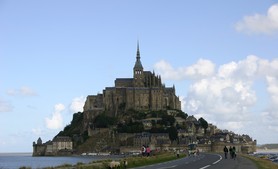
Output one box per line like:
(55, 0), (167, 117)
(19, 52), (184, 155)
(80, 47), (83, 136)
(133, 153), (257, 169)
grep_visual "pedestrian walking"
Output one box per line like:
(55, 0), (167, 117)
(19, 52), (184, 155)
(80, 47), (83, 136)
(123, 159), (128, 169)
(229, 146), (233, 159)
(223, 146), (228, 159)
(232, 146), (237, 160)
(146, 146), (151, 157)
(141, 145), (146, 156)
(176, 149), (180, 158)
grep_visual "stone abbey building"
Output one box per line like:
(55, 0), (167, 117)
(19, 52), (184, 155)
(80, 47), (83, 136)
(83, 43), (181, 122)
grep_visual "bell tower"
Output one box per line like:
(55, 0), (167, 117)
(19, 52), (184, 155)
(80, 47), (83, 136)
(133, 41), (144, 87)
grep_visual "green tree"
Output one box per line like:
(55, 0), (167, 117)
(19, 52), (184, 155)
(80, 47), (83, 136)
(161, 115), (176, 126)
(177, 111), (188, 119)
(167, 126), (178, 142)
(94, 113), (116, 128)
(198, 117), (208, 133)
(134, 111), (146, 120)
(117, 121), (144, 133)
(57, 112), (83, 137)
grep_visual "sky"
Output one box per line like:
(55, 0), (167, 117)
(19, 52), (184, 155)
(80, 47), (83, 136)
(1, 0), (278, 152)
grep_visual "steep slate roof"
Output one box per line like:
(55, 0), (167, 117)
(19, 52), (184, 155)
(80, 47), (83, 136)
(133, 41), (143, 70)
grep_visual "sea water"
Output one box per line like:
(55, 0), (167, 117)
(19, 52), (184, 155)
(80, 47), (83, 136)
(0, 153), (122, 169)
(253, 150), (278, 165)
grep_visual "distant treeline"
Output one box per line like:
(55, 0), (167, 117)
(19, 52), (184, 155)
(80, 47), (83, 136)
(258, 144), (278, 149)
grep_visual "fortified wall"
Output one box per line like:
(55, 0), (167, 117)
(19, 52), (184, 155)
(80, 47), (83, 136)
(33, 136), (73, 156)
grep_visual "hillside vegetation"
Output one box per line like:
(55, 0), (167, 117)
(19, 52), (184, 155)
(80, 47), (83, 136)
(55, 109), (209, 152)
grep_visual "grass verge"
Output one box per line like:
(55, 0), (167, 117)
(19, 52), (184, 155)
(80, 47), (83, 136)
(41, 152), (184, 169)
(241, 154), (278, 169)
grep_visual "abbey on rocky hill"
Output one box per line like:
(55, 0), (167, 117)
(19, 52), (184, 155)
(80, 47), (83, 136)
(83, 43), (181, 119)
(33, 43), (257, 156)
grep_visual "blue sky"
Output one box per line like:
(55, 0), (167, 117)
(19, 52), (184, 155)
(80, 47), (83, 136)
(1, 1), (278, 152)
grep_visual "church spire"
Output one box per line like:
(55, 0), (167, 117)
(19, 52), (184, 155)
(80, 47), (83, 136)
(133, 41), (144, 87)
(136, 40), (140, 59)
(134, 41), (143, 70)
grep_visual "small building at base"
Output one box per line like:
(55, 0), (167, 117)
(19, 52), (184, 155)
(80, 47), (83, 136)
(33, 136), (73, 156)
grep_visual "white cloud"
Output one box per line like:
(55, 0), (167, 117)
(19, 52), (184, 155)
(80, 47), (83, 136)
(7, 86), (37, 96)
(154, 59), (215, 80)
(266, 76), (278, 97)
(261, 111), (278, 132)
(235, 3), (278, 34)
(179, 96), (186, 111)
(69, 96), (86, 113)
(0, 98), (13, 112)
(184, 59), (215, 79)
(186, 75), (256, 131)
(45, 104), (65, 130)
(154, 56), (278, 142)
(20, 86), (37, 96)
(262, 75), (278, 132)
(154, 60), (183, 80)
(218, 55), (261, 80)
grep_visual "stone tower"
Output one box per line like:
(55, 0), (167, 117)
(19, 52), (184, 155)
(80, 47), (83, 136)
(133, 42), (144, 87)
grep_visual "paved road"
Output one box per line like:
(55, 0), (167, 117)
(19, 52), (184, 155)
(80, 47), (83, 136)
(133, 153), (257, 169)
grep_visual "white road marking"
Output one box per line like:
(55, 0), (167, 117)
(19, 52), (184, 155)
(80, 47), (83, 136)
(199, 165), (211, 169)
(198, 154), (223, 169)
(158, 165), (177, 169)
(213, 154), (222, 164)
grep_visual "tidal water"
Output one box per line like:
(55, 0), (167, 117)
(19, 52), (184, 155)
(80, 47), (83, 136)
(253, 151), (278, 165)
(0, 153), (122, 169)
